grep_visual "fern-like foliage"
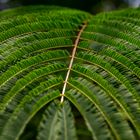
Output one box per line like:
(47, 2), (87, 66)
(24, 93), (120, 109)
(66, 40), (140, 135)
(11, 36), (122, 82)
(0, 5), (140, 140)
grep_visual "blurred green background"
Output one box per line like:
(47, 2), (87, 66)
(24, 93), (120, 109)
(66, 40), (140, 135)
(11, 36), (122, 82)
(0, 0), (140, 13)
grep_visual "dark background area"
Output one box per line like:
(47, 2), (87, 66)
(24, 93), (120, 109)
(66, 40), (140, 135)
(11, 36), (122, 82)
(0, 0), (140, 14)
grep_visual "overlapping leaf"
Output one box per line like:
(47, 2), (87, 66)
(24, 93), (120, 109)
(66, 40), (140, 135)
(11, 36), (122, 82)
(0, 6), (140, 140)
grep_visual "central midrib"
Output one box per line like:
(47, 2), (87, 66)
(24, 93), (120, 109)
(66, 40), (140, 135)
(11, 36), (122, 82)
(60, 21), (87, 103)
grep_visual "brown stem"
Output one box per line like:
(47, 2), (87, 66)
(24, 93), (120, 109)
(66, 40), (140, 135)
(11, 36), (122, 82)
(60, 22), (87, 103)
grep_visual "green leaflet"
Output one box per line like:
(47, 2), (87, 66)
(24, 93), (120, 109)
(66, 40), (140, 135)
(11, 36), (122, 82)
(65, 89), (113, 140)
(0, 90), (60, 140)
(37, 101), (77, 140)
(0, 5), (140, 140)
(67, 78), (135, 140)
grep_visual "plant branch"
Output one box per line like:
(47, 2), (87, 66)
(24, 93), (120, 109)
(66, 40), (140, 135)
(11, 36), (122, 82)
(60, 21), (87, 103)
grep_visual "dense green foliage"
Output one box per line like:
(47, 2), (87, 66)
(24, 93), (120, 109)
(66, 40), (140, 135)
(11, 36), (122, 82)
(0, 5), (140, 140)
